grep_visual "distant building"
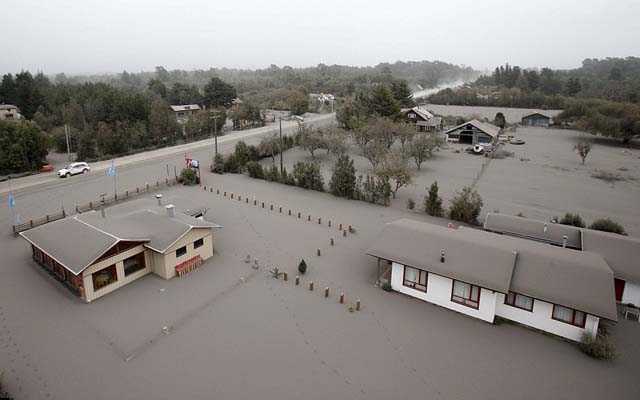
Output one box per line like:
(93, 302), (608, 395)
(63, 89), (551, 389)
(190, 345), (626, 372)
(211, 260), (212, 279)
(170, 104), (201, 125)
(403, 106), (442, 132)
(444, 119), (501, 146)
(0, 104), (22, 121)
(521, 112), (552, 127)
(20, 197), (221, 303)
(367, 219), (618, 342)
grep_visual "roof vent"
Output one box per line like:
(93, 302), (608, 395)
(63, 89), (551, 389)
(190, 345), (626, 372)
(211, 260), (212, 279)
(166, 204), (174, 217)
(543, 222), (549, 233)
(155, 193), (163, 206)
(440, 250), (446, 263)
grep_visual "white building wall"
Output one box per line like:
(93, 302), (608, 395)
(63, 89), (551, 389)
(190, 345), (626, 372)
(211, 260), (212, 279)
(390, 262), (497, 323)
(157, 231), (214, 279)
(621, 281), (640, 306)
(494, 293), (599, 341)
(82, 246), (151, 303)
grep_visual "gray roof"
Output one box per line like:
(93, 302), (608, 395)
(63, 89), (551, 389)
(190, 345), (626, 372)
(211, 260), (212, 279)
(0, 104), (19, 110)
(101, 196), (210, 218)
(416, 117), (442, 127)
(410, 107), (434, 120)
(522, 112), (551, 120)
(445, 119), (501, 138)
(582, 229), (640, 284)
(20, 201), (220, 275)
(170, 104), (201, 112)
(367, 219), (617, 321)
(367, 219), (517, 293)
(483, 213), (582, 249)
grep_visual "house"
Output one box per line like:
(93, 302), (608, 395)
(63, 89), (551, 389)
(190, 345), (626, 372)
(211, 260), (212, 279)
(19, 197), (221, 303)
(367, 219), (617, 342)
(0, 104), (22, 121)
(170, 104), (202, 124)
(522, 112), (552, 127)
(484, 212), (640, 306)
(444, 119), (501, 146)
(403, 106), (442, 132)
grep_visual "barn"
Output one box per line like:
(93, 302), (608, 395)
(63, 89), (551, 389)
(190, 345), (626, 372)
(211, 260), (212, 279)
(521, 112), (552, 127)
(444, 119), (501, 146)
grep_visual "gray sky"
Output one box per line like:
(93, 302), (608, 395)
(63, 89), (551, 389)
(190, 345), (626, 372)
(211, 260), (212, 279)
(2, 0), (639, 75)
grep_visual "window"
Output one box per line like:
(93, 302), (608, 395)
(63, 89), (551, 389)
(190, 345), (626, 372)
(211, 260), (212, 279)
(552, 305), (586, 328)
(451, 280), (480, 309)
(194, 238), (204, 249)
(403, 266), (428, 292)
(92, 264), (117, 291)
(124, 252), (146, 276)
(504, 291), (534, 312)
(176, 246), (187, 257)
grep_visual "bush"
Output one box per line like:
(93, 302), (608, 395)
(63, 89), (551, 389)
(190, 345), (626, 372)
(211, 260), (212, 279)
(265, 164), (280, 182)
(490, 148), (514, 159)
(580, 332), (616, 360)
(449, 186), (483, 224)
(353, 175), (391, 206)
(424, 181), (444, 217)
(382, 282), (393, 292)
(292, 161), (324, 191)
(559, 213), (586, 228)
(223, 153), (241, 173)
(211, 153), (225, 174)
(589, 218), (626, 235)
(298, 259), (307, 274)
(329, 154), (356, 198)
(179, 168), (198, 185)
(591, 169), (626, 183)
(406, 198), (415, 210)
(245, 161), (264, 179)
(234, 141), (251, 168)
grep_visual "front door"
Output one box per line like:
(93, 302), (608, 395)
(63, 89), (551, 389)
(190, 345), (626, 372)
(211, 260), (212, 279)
(614, 278), (625, 302)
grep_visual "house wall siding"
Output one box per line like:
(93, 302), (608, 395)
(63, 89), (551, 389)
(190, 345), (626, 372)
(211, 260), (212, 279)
(157, 230), (213, 279)
(390, 262), (497, 323)
(494, 293), (599, 341)
(622, 281), (640, 306)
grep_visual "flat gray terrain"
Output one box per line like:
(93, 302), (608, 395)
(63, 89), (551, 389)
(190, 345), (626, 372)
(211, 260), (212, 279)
(425, 104), (563, 123)
(1, 109), (639, 399)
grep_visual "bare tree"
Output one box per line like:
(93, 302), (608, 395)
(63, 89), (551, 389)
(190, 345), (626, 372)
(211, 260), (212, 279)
(574, 136), (592, 165)
(375, 150), (415, 198)
(409, 133), (442, 170)
(258, 132), (280, 163)
(353, 118), (397, 168)
(299, 125), (327, 159)
(396, 122), (416, 151)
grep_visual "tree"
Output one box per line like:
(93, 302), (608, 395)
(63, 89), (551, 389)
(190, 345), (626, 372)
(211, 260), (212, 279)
(287, 90), (310, 116)
(559, 213), (586, 228)
(391, 80), (416, 108)
(147, 79), (167, 99)
(298, 259), (307, 274)
(409, 133), (440, 170)
(329, 154), (357, 198)
(589, 218), (626, 235)
(148, 99), (178, 143)
(0, 120), (48, 173)
(574, 136), (592, 165)
(167, 82), (202, 105)
(565, 77), (582, 96)
(353, 117), (397, 168)
(245, 161), (264, 179)
(449, 186), (483, 224)
(212, 152), (225, 174)
(234, 141), (251, 168)
(62, 99), (86, 131)
(424, 181), (444, 217)
(494, 112), (506, 129)
(299, 125), (327, 159)
(258, 133), (280, 163)
(375, 150), (414, 199)
(179, 168), (198, 185)
(203, 77), (237, 108)
(366, 84), (401, 119)
(396, 122), (416, 150)
(0, 74), (16, 104)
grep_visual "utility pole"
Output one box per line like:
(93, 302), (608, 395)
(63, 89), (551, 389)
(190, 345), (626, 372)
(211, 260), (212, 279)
(64, 124), (72, 161)
(209, 113), (219, 156)
(279, 116), (283, 174)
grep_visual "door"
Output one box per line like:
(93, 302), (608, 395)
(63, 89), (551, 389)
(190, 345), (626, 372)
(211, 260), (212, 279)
(614, 278), (625, 302)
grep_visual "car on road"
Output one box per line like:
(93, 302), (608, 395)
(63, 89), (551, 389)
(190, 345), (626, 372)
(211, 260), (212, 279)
(58, 162), (90, 178)
(288, 115), (305, 123)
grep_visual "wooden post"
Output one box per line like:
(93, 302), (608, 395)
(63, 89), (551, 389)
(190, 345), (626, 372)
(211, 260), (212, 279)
(298, 212), (301, 219)
(89, 201), (93, 209)
(262, 202), (265, 208)
(317, 248), (321, 256)
(147, 183), (150, 190)
(328, 220), (331, 227)
(210, 188), (213, 193)
(343, 229), (347, 237)
(126, 190), (129, 197)
(349, 225), (353, 233)
(289, 209), (291, 216)
(224, 191), (227, 197)
(325, 287), (329, 298)
(309, 281), (314, 291)
(230, 193), (234, 199)
(217, 189), (220, 194)
(137, 187), (140, 194)
(307, 215), (311, 222)
(296, 276), (300, 285)
(356, 299), (361, 311)
(279, 207), (282, 213)
(318, 217), (321, 224)
(283, 272), (288, 281)
(340, 292), (344, 304)
(339, 223), (342, 231)
(254, 200), (257, 205)
(270, 204), (273, 211)
(330, 238), (334, 246)
(204, 186), (207, 190)
(46, 215), (49, 222)
(246, 198), (248, 203)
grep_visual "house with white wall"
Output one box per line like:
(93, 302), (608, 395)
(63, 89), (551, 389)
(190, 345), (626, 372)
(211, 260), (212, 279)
(444, 119), (501, 146)
(367, 219), (618, 342)
(20, 199), (220, 303)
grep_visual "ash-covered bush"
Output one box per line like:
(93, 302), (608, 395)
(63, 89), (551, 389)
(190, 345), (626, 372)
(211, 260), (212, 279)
(580, 332), (616, 360)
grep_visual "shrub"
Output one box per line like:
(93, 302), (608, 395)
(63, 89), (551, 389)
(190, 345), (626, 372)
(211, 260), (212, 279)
(591, 169), (626, 183)
(424, 181), (444, 217)
(406, 198), (415, 210)
(234, 141), (251, 168)
(298, 259), (307, 274)
(354, 175), (391, 206)
(245, 161), (264, 179)
(223, 153), (241, 173)
(490, 148), (514, 159)
(382, 282), (393, 292)
(212, 153), (225, 174)
(266, 164), (280, 182)
(589, 218), (626, 235)
(329, 154), (357, 198)
(179, 168), (198, 185)
(559, 213), (586, 228)
(449, 186), (483, 224)
(292, 161), (324, 191)
(580, 333), (616, 360)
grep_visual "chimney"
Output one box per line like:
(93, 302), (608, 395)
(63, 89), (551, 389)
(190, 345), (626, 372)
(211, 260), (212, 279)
(101, 207), (106, 218)
(155, 193), (163, 206)
(543, 223), (548, 233)
(166, 204), (174, 217)
(440, 250), (446, 263)
(562, 235), (568, 248)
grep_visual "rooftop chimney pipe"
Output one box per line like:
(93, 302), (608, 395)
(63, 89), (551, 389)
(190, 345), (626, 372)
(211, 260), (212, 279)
(156, 193), (163, 206)
(440, 250), (445, 263)
(543, 223), (548, 233)
(562, 235), (568, 248)
(166, 204), (174, 217)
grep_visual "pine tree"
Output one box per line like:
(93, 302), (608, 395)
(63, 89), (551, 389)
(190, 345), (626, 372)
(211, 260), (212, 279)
(329, 154), (356, 198)
(212, 153), (225, 174)
(424, 181), (444, 217)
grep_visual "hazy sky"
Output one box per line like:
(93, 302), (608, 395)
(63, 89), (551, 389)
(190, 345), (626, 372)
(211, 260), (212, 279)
(2, 0), (639, 75)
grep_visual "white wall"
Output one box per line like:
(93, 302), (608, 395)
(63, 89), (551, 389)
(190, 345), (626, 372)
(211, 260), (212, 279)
(390, 262), (497, 323)
(156, 231), (213, 279)
(495, 293), (599, 342)
(622, 281), (640, 307)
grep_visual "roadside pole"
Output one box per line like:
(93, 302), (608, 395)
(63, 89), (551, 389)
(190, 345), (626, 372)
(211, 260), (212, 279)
(64, 124), (72, 161)
(279, 117), (283, 174)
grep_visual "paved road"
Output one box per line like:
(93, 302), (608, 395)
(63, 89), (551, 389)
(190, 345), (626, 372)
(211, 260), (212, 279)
(0, 114), (332, 223)
(0, 114), (332, 197)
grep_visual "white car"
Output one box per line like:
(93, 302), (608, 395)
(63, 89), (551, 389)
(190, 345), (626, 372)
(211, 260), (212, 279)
(58, 162), (90, 178)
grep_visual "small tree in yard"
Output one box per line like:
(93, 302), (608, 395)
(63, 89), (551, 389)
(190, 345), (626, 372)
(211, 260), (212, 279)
(375, 150), (414, 199)
(574, 136), (592, 165)
(298, 259), (307, 274)
(179, 167), (198, 185)
(234, 141), (251, 168)
(449, 186), (483, 224)
(245, 161), (264, 179)
(212, 153), (225, 174)
(559, 212), (586, 228)
(409, 133), (441, 170)
(258, 133), (280, 163)
(580, 332), (616, 360)
(494, 112), (506, 129)
(299, 125), (327, 159)
(424, 181), (444, 217)
(329, 154), (357, 198)
(589, 218), (626, 235)
(396, 122), (416, 150)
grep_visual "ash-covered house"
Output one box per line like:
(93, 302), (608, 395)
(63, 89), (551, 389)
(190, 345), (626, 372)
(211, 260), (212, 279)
(444, 119), (501, 146)
(367, 219), (617, 342)
(403, 106), (442, 132)
(521, 112), (552, 127)
(20, 197), (221, 303)
(484, 212), (640, 307)
(170, 104), (202, 125)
